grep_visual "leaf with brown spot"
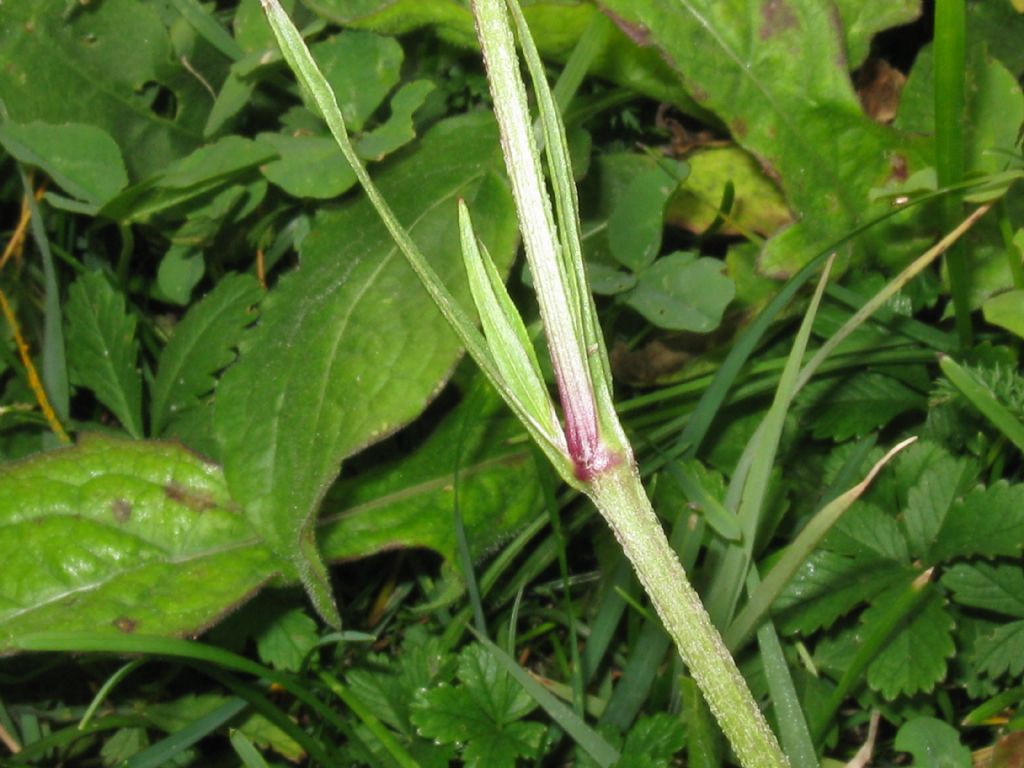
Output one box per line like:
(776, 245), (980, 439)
(0, 435), (278, 652)
(598, 0), (929, 276)
(111, 499), (132, 523)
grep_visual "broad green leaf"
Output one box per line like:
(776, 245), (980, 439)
(303, 0), (697, 111)
(167, 0), (243, 62)
(868, 440), (965, 516)
(258, 133), (358, 199)
(623, 252), (734, 332)
(215, 113), (516, 620)
(967, 0), (1024, 77)
(160, 136), (277, 191)
(64, 271), (143, 438)
(155, 247), (205, 306)
(598, 0), (912, 276)
(961, 50), (1024, 176)
(0, 435), (278, 651)
(666, 147), (791, 237)
(0, 0), (205, 179)
(254, 606), (319, 672)
(835, 0), (921, 69)
(943, 563), (1024, 618)
(619, 714), (687, 768)
(607, 164), (682, 273)
(0, 121), (128, 207)
(929, 481), (1024, 563)
(898, 44), (1024, 175)
(827, 501), (909, 562)
(586, 262), (636, 296)
(865, 586), (954, 699)
(100, 136), (276, 223)
(234, 0), (296, 53)
(171, 181), (268, 249)
(410, 644), (545, 768)
(101, 728), (149, 765)
(151, 274), (262, 436)
(310, 31), (403, 132)
(984, 290), (1024, 340)
(320, 380), (542, 566)
(205, 69), (257, 138)
(894, 717), (972, 768)
(355, 79), (436, 161)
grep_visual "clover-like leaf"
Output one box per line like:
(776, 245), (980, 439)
(258, 133), (358, 199)
(254, 606), (319, 673)
(356, 79), (436, 161)
(623, 252), (734, 333)
(607, 163), (683, 273)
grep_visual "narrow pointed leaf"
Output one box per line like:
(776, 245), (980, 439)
(475, 0), (606, 477)
(706, 257), (835, 626)
(504, 0), (616, 401)
(459, 203), (565, 462)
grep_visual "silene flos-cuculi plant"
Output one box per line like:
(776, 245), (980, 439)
(258, 0), (789, 765)
(257, 0), (994, 764)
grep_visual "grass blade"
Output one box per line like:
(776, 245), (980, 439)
(11, 632), (352, 746)
(18, 165), (70, 429)
(725, 437), (917, 650)
(168, 0), (243, 61)
(459, 203), (563, 457)
(795, 204), (992, 393)
(78, 659), (144, 730)
(705, 256), (836, 627)
(934, 0), (970, 347)
(939, 355), (1024, 454)
(124, 697), (248, 768)
(318, 670), (420, 768)
(230, 730), (271, 768)
(751, 600), (816, 768)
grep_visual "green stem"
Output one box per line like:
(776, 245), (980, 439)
(934, 0), (970, 347)
(588, 464), (789, 768)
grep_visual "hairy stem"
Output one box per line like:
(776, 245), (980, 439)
(589, 464), (789, 768)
